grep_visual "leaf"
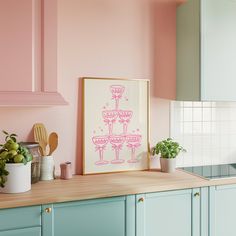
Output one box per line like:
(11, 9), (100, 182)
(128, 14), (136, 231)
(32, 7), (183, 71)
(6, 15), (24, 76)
(23, 158), (27, 165)
(25, 153), (33, 162)
(153, 138), (186, 159)
(2, 130), (9, 135)
(11, 137), (16, 142)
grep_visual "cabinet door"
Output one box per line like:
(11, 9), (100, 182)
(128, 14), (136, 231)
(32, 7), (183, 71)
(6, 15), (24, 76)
(176, 0), (201, 101)
(201, 0), (236, 101)
(209, 184), (236, 236)
(136, 188), (208, 236)
(0, 0), (40, 92)
(0, 227), (41, 236)
(0, 205), (41, 231)
(42, 196), (135, 236)
(0, 0), (66, 105)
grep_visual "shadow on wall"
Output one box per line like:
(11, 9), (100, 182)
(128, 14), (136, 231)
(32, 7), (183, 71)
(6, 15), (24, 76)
(151, 0), (177, 99)
(76, 78), (83, 174)
(27, 128), (34, 142)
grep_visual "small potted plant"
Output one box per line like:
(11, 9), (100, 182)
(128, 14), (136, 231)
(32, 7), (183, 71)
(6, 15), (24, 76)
(152, 138), (186, 173)
(0, 131), (33, 193)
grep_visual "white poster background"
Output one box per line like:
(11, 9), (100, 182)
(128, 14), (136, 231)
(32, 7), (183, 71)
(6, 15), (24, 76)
(83, 78), (149, 174)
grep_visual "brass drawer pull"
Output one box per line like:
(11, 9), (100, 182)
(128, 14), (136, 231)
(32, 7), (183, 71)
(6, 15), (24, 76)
(194, 192), (200, 197)
(138, 197), (145, 202)
(45, 207), (52, 213)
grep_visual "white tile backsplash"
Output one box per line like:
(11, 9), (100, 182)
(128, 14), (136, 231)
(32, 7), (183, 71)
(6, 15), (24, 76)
(171, 101), (236, 167)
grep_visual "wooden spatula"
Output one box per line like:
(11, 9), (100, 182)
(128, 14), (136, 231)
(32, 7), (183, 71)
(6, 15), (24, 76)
(48, 132), (58, 156)
(33, 123), (48, 156)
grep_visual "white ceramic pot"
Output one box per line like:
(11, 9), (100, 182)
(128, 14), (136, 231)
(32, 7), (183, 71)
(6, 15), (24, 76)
(160, 157), (176, 173)
(0, 162), (31, 194)
(40, 156), (55, 181)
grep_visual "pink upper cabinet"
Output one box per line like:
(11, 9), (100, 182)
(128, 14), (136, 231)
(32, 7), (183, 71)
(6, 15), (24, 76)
(0, 0), (67, 106)
(0, 0), (33, 92)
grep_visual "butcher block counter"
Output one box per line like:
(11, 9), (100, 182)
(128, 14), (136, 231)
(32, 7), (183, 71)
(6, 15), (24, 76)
(1, 169), (236, 209)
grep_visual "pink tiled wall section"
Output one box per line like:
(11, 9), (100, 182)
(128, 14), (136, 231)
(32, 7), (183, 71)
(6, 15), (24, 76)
(171, 102), (236, 167)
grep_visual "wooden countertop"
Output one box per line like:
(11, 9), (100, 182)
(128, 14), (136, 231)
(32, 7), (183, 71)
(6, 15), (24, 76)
(1, 170), (236, 209)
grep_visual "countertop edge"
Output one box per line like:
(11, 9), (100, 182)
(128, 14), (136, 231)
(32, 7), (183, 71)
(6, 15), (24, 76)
(1, 170), (236, 209)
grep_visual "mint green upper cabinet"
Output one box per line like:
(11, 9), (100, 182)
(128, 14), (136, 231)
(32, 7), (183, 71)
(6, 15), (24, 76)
(201, 0), (236, 101)
(42, 196), (135, 236)
(177, 0), (200, 101)
(209, 184), (236, 236)
(177, 0), (236, 101)
(136, 188), (208, 236)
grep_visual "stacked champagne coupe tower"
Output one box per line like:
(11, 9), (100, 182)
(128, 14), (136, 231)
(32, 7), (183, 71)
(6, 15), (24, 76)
(92, 85), (142, 166)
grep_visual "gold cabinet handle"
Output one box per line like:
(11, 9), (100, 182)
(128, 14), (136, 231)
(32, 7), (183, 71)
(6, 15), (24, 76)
(138, 197), (145, 202)
(45, 207), (52, 213)
(194, 192), (200, 197)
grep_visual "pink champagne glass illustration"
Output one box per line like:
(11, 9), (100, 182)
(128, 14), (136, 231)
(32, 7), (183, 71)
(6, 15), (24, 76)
(126, 135), (142, 163)
(110, 85), (125, 110)
(92, 136), (109, 165)
(118, 110), (133, 135)
(102, 110), (118, 135)
(109, 135), (126, 164)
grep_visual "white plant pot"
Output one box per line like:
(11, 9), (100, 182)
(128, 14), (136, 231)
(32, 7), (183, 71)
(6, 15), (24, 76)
(0, 162), (31, 194)
(160, 158), (176, 173)
(40, 156), (55, 181)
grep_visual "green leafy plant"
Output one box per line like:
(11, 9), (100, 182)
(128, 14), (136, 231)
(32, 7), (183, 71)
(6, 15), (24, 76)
(0, 131), (33, 187)
(152, 138), (186, 159)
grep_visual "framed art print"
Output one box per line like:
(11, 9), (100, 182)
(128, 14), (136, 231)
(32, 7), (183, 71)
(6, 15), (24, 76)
(82, 77), (150, 174)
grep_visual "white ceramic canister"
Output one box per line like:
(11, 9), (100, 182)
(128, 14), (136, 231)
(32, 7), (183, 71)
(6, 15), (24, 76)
(40, 155), (55, 181)
(0, 162), (31, 194)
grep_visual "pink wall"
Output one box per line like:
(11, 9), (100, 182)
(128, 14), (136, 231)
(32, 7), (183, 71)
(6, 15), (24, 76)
(0, 0), (177, 174)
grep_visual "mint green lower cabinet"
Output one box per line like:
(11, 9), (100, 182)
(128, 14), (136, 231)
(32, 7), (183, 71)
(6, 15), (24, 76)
(0, 227), (41, 236)
(4, 185), (232, 236)
(0, 206), (41, 231)
(42, 195), (135, 236)
(136, 188), (208, 236)
(209, 184), (236, 236)
(0, 205), (41, 236)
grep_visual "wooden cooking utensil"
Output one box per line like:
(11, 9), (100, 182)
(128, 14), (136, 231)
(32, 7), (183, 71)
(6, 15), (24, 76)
(38, 145), (44, 156)
(39, 140), (47, 156)
(33, 123), (48, 156)
(48, 132), (58, 156)
(33, 123), (48, 143)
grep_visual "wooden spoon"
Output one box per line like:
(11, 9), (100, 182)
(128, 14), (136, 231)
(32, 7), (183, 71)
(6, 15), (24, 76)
(48, 132), (58, 156)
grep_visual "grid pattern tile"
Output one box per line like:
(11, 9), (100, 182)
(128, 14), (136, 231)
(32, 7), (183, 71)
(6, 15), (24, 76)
(171, 101), (236, 167)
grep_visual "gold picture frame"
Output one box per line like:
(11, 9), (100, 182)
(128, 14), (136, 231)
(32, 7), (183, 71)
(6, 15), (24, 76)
(82, 77), (150, 175)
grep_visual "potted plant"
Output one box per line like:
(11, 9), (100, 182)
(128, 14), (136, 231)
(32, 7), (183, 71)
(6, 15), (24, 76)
(0, 131), (33, 193)
(152, 138), (186, 173)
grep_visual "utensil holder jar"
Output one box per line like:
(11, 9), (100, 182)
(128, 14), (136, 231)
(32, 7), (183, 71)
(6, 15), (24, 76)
(40, 156), (55, 181)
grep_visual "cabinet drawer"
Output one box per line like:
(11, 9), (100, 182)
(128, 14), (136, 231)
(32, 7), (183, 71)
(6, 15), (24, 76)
(53, 197), (127, 236)
(0, 206), (41, 231)
(0, 227), (41, 236)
